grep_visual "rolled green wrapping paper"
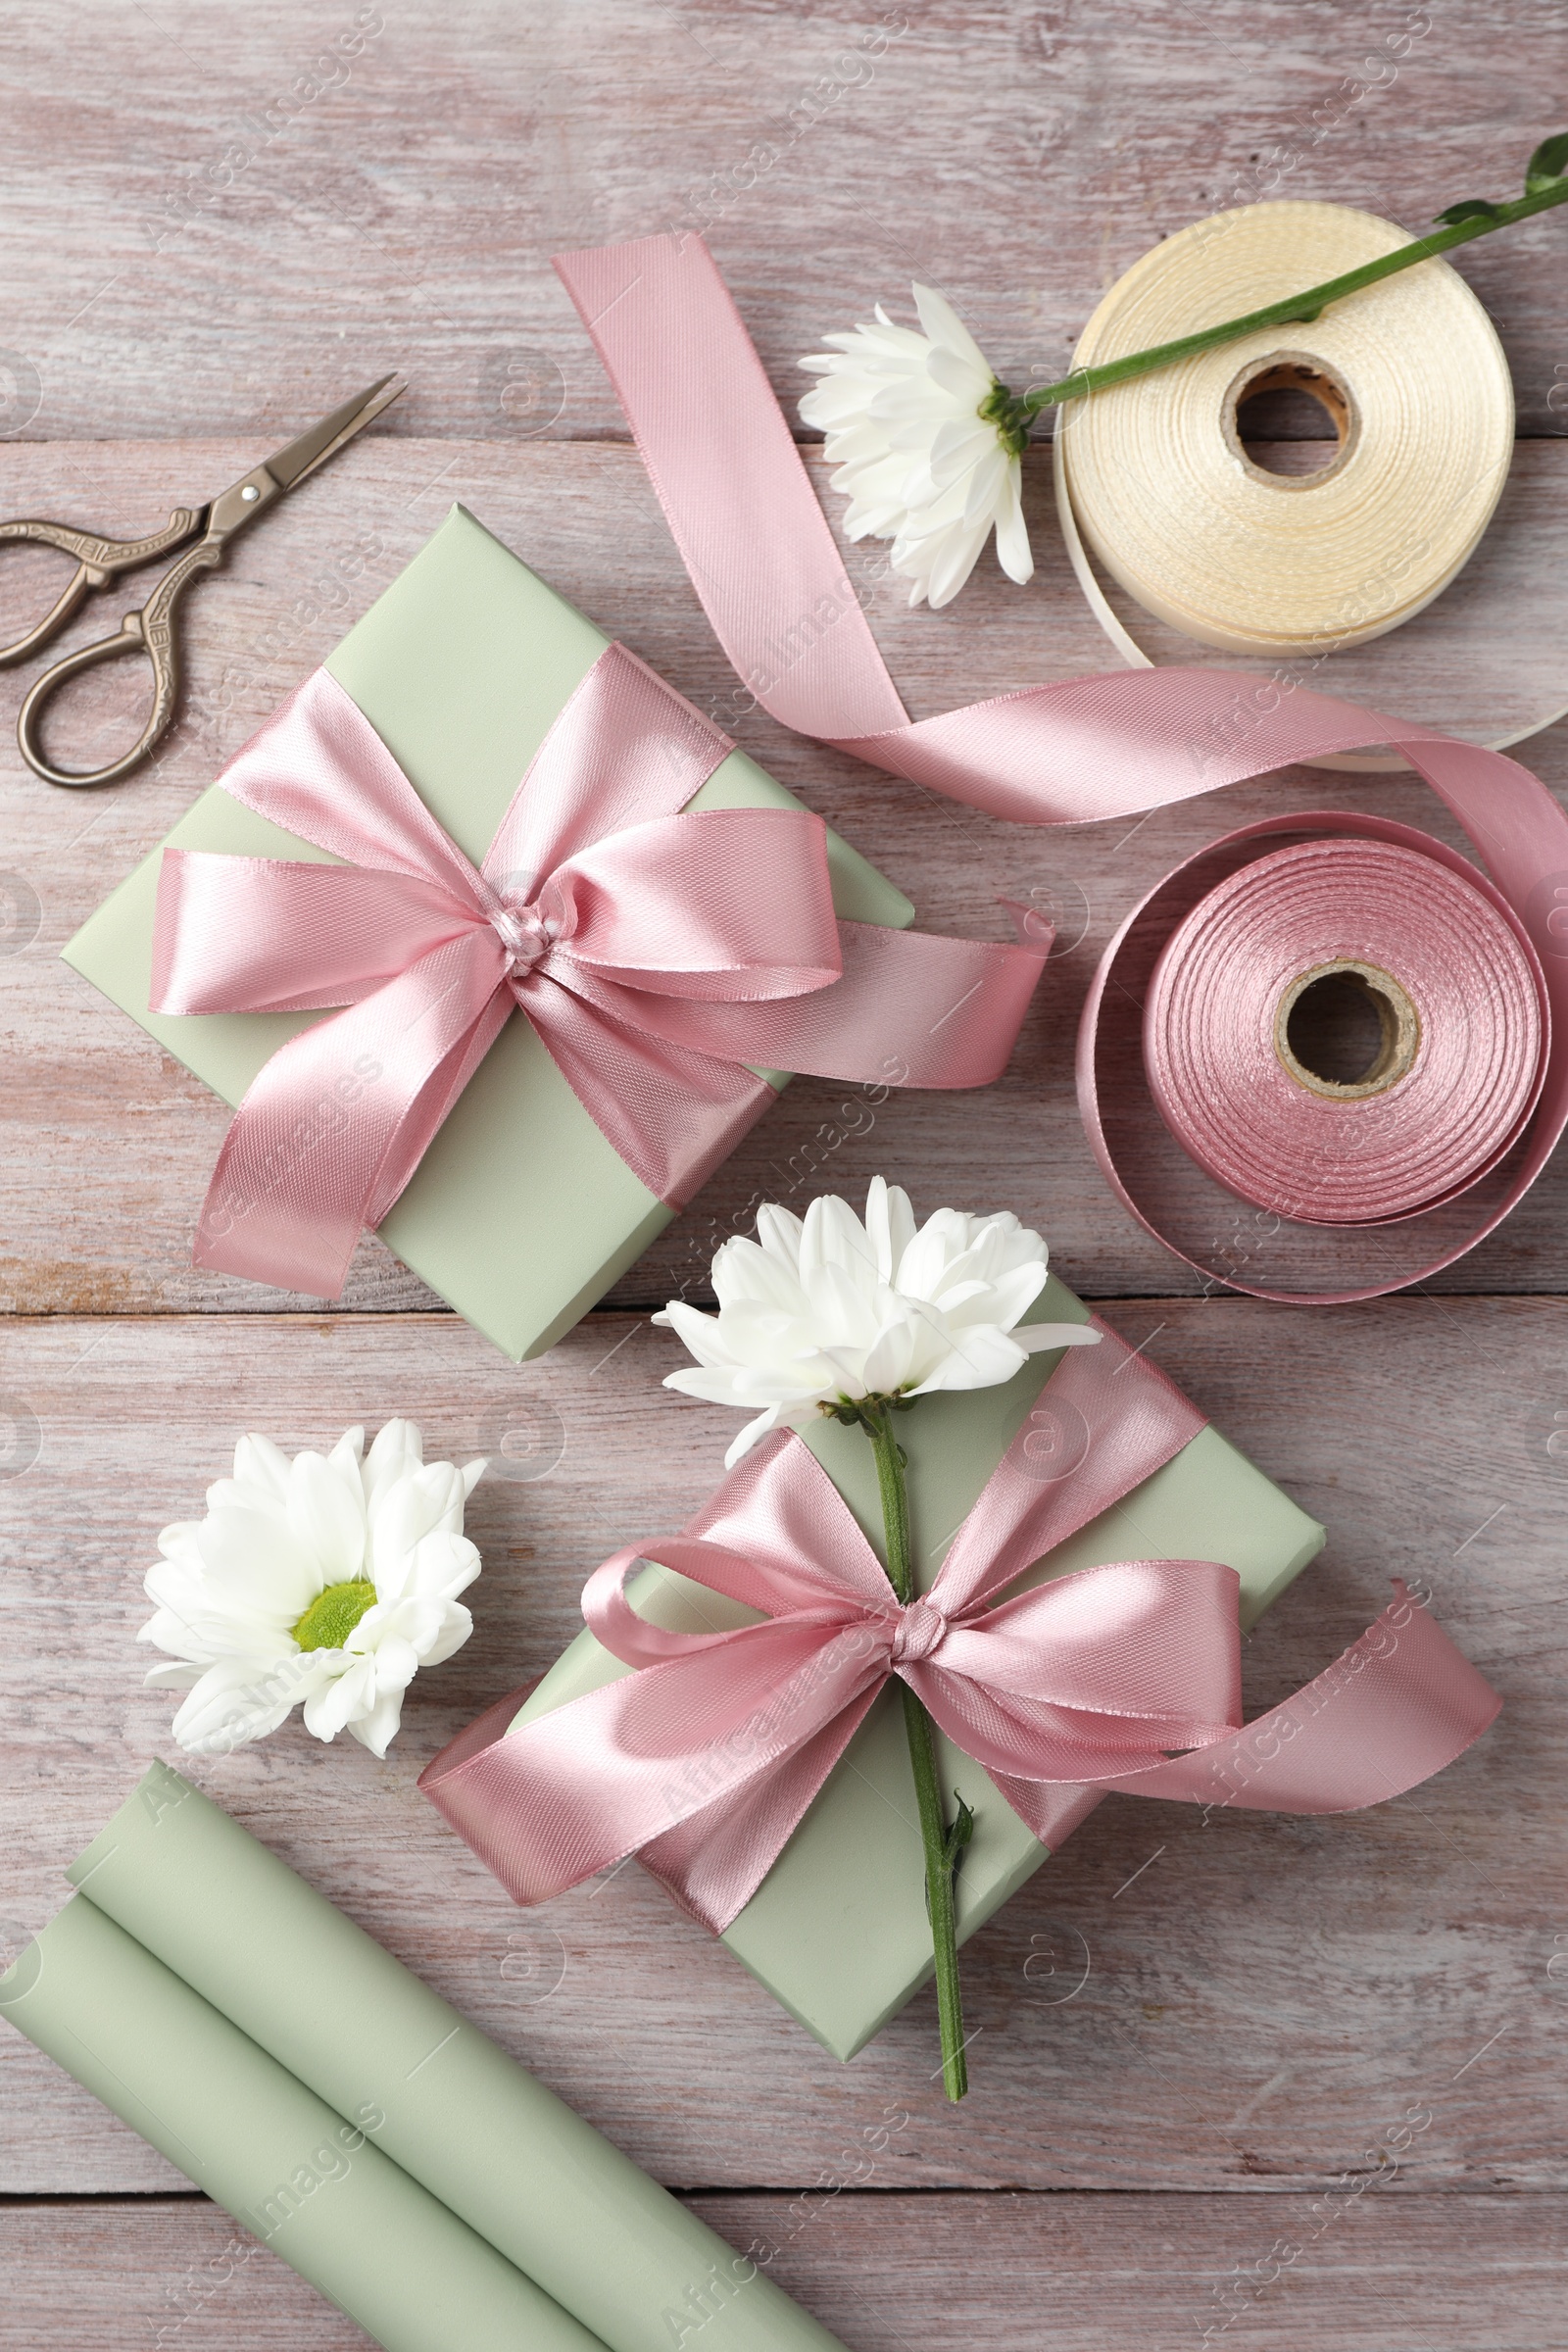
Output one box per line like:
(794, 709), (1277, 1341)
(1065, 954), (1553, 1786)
(0, 1896), (604, 2352)
(65, 1763), (846, 2352)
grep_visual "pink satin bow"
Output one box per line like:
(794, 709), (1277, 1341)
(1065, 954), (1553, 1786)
(152, 644), (1047, 1298)
(555, 233), (1568, 1302)
(420, 1322), (1499, 1933)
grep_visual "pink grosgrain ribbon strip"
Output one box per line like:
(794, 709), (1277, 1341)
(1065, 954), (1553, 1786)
(555, 233), (1568, 1300)
(419, 1320), (1499, 1933)
(151, 647), (1048, 1298)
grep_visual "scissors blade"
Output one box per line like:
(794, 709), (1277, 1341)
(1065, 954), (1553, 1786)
(263, 373), (406, 493)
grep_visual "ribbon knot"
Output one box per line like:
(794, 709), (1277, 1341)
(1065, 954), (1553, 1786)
(890, 1596), (948, 1666)
(491, 901), (557, 978)
(420, 1321), (1500, 1936)
(148, 641), (1051, 1302)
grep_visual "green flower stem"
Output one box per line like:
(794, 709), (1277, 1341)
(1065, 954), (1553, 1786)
(988, 170), (1568, 435)
(861, 1401), (971, 2103)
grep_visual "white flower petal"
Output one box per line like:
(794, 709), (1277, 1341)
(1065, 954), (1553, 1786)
(1016, 1322), (1103, 1354)
(922, 514), (994, 611)
(865, 1176), (917, 1283)
(663, 1364), (758, 1406)
(711, 1233), (808, 1315)
(196, 1507), (321, 1618)
(171, 1653), (316, 1755)
(228, 1433), (293, 1503)
(347, 1686), (407, 1759)
(941, 1263), (1048, 1329)
(363, 1418), (423, 1511)
(288, 1450), (368, 1582)
(910, 282), (995, 376)
(405, 1599), (473, 1670)
(368, 1463), (469, 1592)
(723, 1404), (795, 1469)
(657, 1298), (739, 1371)
(302, 1656), (374, 1742)
(394, 1530), (482, 1606)
(800, 1193), (879, 1288)
(141, 1659), (207, 1690)
(859, 1318), (917, 1396)
(994, 466), (1035, 585)
(907, 1325), (1029, 1394)
(926, 342), (992, 406)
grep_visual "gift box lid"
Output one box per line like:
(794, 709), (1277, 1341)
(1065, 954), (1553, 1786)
(62, 506), (914, 1360)
(513, 1275), (1326, 2059)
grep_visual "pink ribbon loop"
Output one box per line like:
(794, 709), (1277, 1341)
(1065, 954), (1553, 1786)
(151, 644), (1048, 1298)
(420, 1320), (1499, 1933)
(555, 233), (1568, 1301)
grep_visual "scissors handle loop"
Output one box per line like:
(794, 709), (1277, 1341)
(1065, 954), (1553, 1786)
(17, 533), (224, 789)
(0, 511), (200, 667)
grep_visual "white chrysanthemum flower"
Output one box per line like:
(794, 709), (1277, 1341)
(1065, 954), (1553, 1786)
(137, 1420), (486, 1759)
(656, 1177), (1098, 1468)
(799, 284), (1034, 610)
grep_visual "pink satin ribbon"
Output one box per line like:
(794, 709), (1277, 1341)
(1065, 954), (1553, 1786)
(1141, 830), (1547, 1224)
(152, 645), (1047, 1298)
(556, 233), (1568, 1300)
(420, 1321), (1499, 1934)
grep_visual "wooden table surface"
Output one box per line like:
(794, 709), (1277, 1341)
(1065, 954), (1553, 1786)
(4, 5), (1567, 2347)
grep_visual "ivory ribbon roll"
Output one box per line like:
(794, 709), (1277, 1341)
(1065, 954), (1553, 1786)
(1055, 201), (1515, 660)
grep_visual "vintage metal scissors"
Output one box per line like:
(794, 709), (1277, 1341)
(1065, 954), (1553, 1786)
(0, 375), (404, 787)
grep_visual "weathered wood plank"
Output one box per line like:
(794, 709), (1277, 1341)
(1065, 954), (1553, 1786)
(9, 5), (1568, 2339)
(4, 2189), (1567, 2352)
(2, 1302), (1562, 2195)
(2, 0), (1566, 439)
(4, 438), (1568, 1315)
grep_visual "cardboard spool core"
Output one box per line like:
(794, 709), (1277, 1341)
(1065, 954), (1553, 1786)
(1222, 350), (1360, 488)
(1275, 960), (1420, 1099)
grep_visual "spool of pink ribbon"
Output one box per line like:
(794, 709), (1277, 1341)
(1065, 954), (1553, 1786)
(1081, 808), (1560, 1300)
(1143, 835), (1544, 1225)
(1140, 827), (1548, 1227)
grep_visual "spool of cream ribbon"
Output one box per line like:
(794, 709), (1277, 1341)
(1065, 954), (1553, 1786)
(1054, 201), (1568, 762)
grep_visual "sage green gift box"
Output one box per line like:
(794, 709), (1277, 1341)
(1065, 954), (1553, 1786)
(514, 1277), (1326, 2062)
(62, 506), (913, 1360)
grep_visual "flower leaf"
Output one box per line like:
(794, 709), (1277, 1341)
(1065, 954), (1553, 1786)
(1525, 131), (1568, 192)
(1434, 198), (1502, 225)
(942, 1792), (977, 1876)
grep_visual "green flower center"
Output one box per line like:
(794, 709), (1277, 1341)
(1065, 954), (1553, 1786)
(293, 1578), (377, 1653)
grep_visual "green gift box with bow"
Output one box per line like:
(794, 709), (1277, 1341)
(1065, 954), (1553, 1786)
(62, 505), (914, 1360)
(482, 1274), (1325, 2062)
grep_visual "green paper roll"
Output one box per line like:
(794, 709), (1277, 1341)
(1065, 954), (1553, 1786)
(66, 1764), (844, 2352)
(0, 1895), (603, 2352)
